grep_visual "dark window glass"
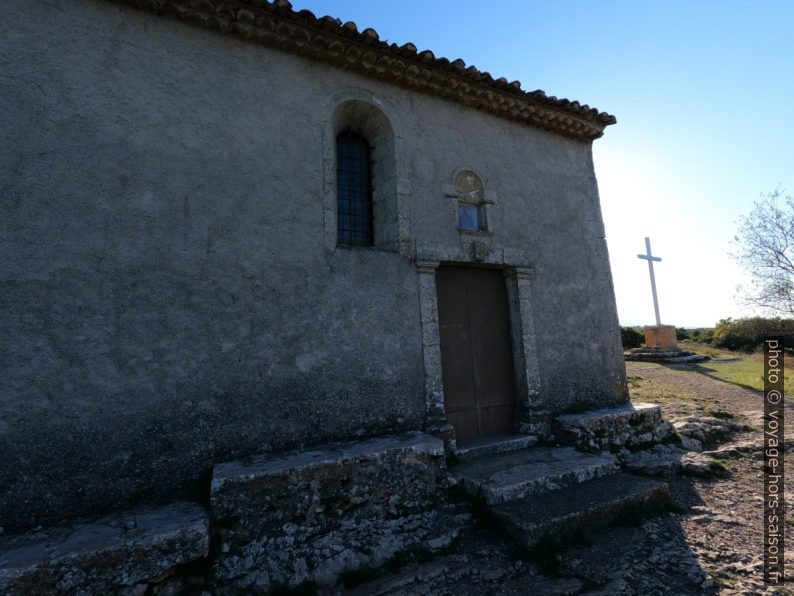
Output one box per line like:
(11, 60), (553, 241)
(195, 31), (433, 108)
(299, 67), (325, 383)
(337, 131), (373, 246)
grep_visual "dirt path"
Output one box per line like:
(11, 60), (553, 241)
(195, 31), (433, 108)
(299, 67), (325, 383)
(627, 361), (792, 594)
(628, 360), (794, 436)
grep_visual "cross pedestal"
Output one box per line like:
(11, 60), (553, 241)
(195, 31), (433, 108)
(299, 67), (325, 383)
(643, 325), (677, 349)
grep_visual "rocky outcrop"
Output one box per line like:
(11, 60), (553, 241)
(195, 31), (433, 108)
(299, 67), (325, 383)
(618, 413), (746, 478)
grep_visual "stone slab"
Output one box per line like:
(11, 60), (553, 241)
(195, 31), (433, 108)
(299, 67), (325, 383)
(454, 433), (538, 462)
(625, 348), (708, 363)
(210, 431), (448, 590)
(491, 473), (670, 549)
(554, 402), (674, 451)
(620, 444), (688, 477)
(212, 431), (444, 489)
(628, 347), (683, 356)
(449, 446), (619, 505)
(0, 502), (209, 595)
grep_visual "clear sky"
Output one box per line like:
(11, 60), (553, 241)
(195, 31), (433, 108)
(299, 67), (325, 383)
(296, 1), (794, 327)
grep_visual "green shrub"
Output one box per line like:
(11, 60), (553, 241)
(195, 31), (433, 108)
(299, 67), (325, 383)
(621, 326), (643, 349)
(676, 327), (690, 341)
(711, 317), (794, 352)
(690, 328), (714, 344)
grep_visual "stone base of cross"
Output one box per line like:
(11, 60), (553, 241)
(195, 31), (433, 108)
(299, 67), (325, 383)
(643, 324), (677, 350)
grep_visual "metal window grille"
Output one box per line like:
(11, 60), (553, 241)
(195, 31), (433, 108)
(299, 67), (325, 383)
(336, 131), (373, 246)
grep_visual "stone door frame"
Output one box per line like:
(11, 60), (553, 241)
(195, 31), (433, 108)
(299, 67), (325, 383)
(417, 259), (547, 449)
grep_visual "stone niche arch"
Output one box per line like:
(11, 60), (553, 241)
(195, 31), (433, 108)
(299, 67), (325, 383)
(454, 169), (484, 196)
(322, 89), (411, 254)
(443, 168), (495, 235)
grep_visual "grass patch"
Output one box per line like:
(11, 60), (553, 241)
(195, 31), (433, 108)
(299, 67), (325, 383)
(678, 341), (733, 359)
(625, 370), (714, 409)
(630, 345), (794, 395)
(708, 456), (733, 472)
(711, 569), (741, 587)
(690, 352), (794, 394)
(627, 375), (644, 389)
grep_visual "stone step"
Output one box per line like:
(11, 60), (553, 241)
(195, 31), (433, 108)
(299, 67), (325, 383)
(0, 502), (209, 595)
(453, 433), (538, 462)
(490, 473), (670, 549)
(210, 431), (451, 591)
(449, 446), (619, 505)
(553, 402), (674, 452)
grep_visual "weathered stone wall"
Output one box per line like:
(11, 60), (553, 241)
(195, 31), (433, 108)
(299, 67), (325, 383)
(0, 0), (625, 528)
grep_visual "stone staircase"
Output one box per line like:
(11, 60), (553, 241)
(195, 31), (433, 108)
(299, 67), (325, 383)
(449, 404), (674, 550)
(0, 403), (675, 592)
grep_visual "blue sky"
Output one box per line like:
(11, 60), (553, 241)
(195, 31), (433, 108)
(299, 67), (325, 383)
(297, 1), (794, 327)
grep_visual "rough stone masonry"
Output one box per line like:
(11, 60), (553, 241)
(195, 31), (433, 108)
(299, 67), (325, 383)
(0, 0), (626, 530)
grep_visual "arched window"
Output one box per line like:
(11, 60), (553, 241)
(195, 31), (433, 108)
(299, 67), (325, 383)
(336, 131), (373, 246)
(453, 170), (488, 232)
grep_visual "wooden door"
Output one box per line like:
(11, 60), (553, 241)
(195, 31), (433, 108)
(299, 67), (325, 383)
(436, 266), (517, 443)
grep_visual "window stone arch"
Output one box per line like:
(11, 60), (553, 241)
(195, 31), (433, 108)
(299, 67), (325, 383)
(321, 89), (411, 255)
(443, 168), (497, 235)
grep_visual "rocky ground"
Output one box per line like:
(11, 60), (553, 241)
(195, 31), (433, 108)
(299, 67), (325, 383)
(324, 358), (794, 595)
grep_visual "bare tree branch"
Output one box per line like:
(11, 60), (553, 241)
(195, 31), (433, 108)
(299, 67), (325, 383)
(732, 189), (794, 315)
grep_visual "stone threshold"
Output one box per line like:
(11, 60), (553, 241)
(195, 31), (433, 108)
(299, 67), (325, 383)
(453, 433), (537, 462)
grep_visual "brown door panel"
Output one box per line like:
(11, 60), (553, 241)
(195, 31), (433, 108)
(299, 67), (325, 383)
(478, 404), (516, 437)
(436, 265), (517, 443)
(447, 409), (480, 443)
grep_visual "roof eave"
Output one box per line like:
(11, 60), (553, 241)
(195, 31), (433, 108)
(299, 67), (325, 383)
(114, 0), (616, 141)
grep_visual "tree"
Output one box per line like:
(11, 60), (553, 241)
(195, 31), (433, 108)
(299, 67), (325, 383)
(732, 189), (794, 315)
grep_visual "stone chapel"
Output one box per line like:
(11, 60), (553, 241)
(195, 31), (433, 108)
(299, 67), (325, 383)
(0, 1), (668, 592)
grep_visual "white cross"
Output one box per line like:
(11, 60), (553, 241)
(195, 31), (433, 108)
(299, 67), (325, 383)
(637, 236), (662, 325)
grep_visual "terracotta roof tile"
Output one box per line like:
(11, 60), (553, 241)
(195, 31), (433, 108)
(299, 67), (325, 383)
(115, 0), (616, 140)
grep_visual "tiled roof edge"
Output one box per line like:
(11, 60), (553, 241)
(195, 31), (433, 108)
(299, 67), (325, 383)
(114, 0), (617, 141)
